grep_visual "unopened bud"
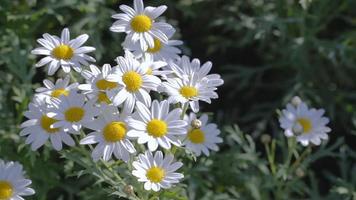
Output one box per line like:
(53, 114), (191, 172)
(291, 96), (302, 107)
(191, 119), (202, 129)
(260, 134), (271, 144)
(295, 168), (305, 178)
(123, 185), (134, 195)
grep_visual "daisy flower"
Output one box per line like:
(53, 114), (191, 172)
(20, 97), (75, 151)
(31, 28), (96, 75)
(0, 160), (35, 200)
(127, 100), (187, 151)
(35, 76), (78, 103)
(279, 97), (331, 146)
(78, 64), (118, 105)
(160, 56), (224, 112)
(122, 28), (182, 61)
(183, 113), (223, 156)
(106, 53), (161, 112)
(132, 151), (184, 191)
(80, 105), (136, 162)
(138, 57), (171, 78)
(110, 0), (174, 51)
(160, 75), (221, 113)
(48, 92), (99, 132)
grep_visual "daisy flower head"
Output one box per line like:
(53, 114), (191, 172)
(31, 28), (96, 75)
(48, 92), (99, 132)
(20, 96), (75, 151)
(160, 75), (222, 113)
(80, 105), (136, 162)
(0, 160), (35, 200)
(106, 53), (161, 112)
(78, 64), (118, 105)
(110, 0), (174, 51)
(35, 76), (78, 103)
(122, 28), (182, 62)
(279, 96), (331, 146)
(127, 100), (187, 151)
(132, 151), (184, 191)
(160, 56), (224, 112)
(183, 113), (223, 156)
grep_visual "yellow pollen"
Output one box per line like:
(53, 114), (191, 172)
(0, 181), (13, 199)
(51, 88), (69, 98)
(179, 86), (198, 99)
(52, 44), (74, 60)
(147, 39), (162, 53)
(130, 15), (152, 32)
(96, 79), (118, 90)
(65, 107), (85, 122)
(146, 119), (167, 138)
(103, 121), (127, 142)
(297, 118), (312, 133)
(187, 128), (205, 144)
(122, 71), (143, 92)
(41, 115), (60, 133)
(146, 67), (153, 75)
(146, 167), (165, 183)
(97, 92), (111, 104)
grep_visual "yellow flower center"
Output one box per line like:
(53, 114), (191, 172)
(103, 121), (127, 142)
(130, 15), (152, 32)
(0, 181), (13, 199)
(51, 88), (69, 98)
(122, 71), (143, 92)
(52, 44), (74, 60)
(187, 128), (205, 144)
(97, 92), (111, 104)
(41, 115), (60, 133)
(65, 107), (85, 122)
(146, 67), (153, 75)
(96, 79), (118, 90)
(179, 86), (198, 99)
(297, 118), (312, 133)
(147, 39), (162, 53)
(146, 119), (167, 138)
(146, 167), (165, 183)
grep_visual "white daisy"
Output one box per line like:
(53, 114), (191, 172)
(106, 53), (161, 112)
(0, 160), (35, 200)
(80, 105), (136, 162)
(48, 92), (99, 132)
(279, 97), (331, 146)
(160, 56), (224, 112)
(35, 76), (78, 103)
(127, 100), (187, 151)
(78, 64), (118, 105)
(31, 28), (96, 75)
(122, 28), (182, 61)
(20, 97), (76, 151)
(138, 57), (171, 78)
(160, 75), (220, 113)
(110, 0), (174, 51)
(183, 113), (223, 156)
(132, 151), (184, 191)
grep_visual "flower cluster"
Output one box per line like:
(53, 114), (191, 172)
(22, 0), (224, 192)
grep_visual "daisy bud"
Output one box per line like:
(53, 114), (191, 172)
(295, 168), (305, 178)
(260, 134), (271, 144)
(191, 119), (202, 129)
(291, 96), (302, 107)
(123, 185), (134, 195)
(292, 123), (304, 136)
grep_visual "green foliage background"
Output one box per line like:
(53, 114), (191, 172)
(1, 0), (356, 199)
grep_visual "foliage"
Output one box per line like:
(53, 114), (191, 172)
(1, 0), (355, 199)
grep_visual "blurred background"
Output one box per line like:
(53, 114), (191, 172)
(1, 0), (356, 199)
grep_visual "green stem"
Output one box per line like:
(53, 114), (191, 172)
(291, 146), (312, 170)
(265, 139), (276, 175)
(180, 102), (189, 119)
